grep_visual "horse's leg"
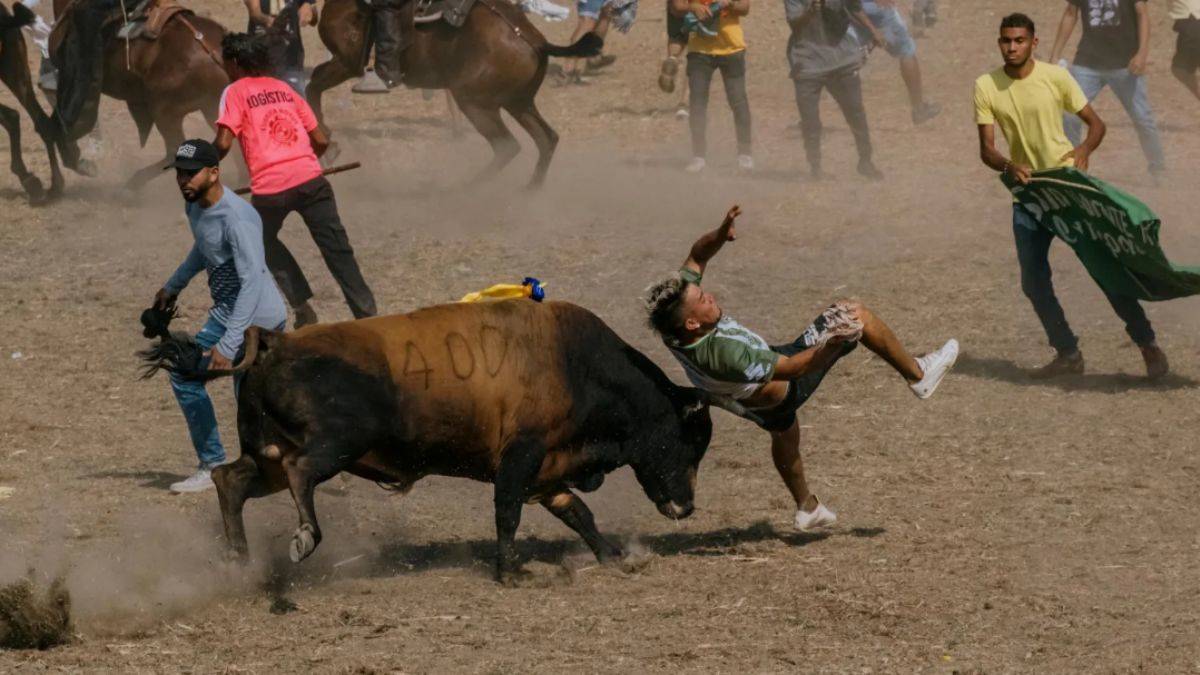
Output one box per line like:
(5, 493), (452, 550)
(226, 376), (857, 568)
(505, 101), (558, 189)
(454, 98), (520, 183)
(0, 103), (45, 203)
(307, 57), (355, 136)
(126, 110), (185, 191)
(444, 90), (462, 138)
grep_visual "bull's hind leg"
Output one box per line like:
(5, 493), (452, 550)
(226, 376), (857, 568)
(494, 437), (548, 585)
(540, 490), (622, 563)
(213, 454), (288, 560)
(281, 442), (358, 563)
(505, 102), (558, 189)
(454, 98), (520, 184)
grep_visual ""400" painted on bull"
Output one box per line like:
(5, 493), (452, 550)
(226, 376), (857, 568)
(401, 325), (510, 389)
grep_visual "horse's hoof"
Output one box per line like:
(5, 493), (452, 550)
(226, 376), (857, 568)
(74, 158), (97, 178)
(20, 175), (45, 203)
(289, 524), (316, 563)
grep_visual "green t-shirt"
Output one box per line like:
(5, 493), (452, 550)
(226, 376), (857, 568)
(667, 269), (778, 399)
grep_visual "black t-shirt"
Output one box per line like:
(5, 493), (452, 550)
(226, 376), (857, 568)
(1070, 0), (1145, 70)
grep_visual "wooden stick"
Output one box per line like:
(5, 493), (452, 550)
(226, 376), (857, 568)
(233, 161), (362, 196)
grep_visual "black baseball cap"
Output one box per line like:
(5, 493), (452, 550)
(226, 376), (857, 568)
(165, 139), (220, 171)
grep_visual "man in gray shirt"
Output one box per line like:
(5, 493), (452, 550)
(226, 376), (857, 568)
(153, 139), (288, 493)
(785, 0), (884, 179)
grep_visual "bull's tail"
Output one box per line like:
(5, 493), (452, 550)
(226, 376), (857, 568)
(0, 3), (37, 30)
(541, 31), (602, 59)
(138, 327), (268, 382)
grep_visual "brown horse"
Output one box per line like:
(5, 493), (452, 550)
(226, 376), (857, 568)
(307, 0), (601, 187)
(50, 0), (229, 188)
(0, 3), (66, 204)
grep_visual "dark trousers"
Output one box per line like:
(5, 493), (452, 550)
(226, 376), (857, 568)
(1012, 204), (1154, 353)
(687, 51), (752, 158)
(793, 68), (872, 169)
(252, 176), (377, 319)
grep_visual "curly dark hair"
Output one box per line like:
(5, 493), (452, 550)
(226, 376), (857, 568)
(644, 274), (693, 345)
(221, 32), (272, 75)
(1000, 13), (1035, 35)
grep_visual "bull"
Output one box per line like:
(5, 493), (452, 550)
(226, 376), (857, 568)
(143, 300), (717, 583)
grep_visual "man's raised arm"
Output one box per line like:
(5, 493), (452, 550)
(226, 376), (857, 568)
(683, 205), (741, 275)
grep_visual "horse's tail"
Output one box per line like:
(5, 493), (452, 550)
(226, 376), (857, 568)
(138, 327), (268, 382)
(540, 31), (602, 58)
(0, 3), (38, 30)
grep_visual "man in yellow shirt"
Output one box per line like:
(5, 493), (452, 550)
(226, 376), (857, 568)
(670, 0), (753, 173)
(974, 13), (1168, 379)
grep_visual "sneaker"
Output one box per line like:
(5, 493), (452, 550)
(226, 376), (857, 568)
(675, 107), (689, 121)
(1030, 350), (1084, 379)
(685, 157), (706, 173)
(351, 68), (390, 94)
(1141, 343), (1169, 380)
(658, 56), (679, 93)
(912, 101), (942, 125)
(585, 54), (617, 72)
(294, 302), (318, 329)
(737, 154), (754, 172)
(910, 339), (959, 399)
(857, 160), (884, 181)
(795, 497), (838, 532)
(170, 466), (215, 494)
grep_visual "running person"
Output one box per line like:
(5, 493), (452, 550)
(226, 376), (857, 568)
(856, 0), (940, 124)
(214, 33), (378, 328)
(154, 139), (288, 493)
(644, 205), (958, 530)
(1169, 0), (1200, 101)
(974, 13), (1168, 379)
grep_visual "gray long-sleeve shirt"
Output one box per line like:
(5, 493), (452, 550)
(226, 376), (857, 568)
(163, 188), (288, 359)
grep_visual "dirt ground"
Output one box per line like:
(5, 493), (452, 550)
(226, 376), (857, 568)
(3, 0), (1200, 671)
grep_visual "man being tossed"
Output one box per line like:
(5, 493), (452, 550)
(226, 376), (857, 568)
(645, 206), (958, 530)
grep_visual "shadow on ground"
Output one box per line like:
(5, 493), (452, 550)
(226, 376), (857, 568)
(956, 353), (1199, 393)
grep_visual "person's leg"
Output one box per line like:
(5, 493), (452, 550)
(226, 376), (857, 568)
(825, 69), (878, 176)
(563, 4), (600, 79)
(1172, 19), (1200, 102)
(792, 77), (824, 174)
(1096, 283), (1156, 347)
(1108, 69), (1167, 174)
(295, 178), (378, 319)
(770, 420), (818, 512)
(1013, 205), (1080, 355)
(661, 12), (687, 94)
(1064, 65), (1107, 146)
(841, 300), (923, 381)
(168, 318), (228, 468)
(718, 51), (752, 159)
(252, 193), (316, 313)
(686, 52), (717, 163)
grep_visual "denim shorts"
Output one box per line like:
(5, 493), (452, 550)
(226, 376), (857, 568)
(860, 1), (917, 58)
(577, 0), (605, 19)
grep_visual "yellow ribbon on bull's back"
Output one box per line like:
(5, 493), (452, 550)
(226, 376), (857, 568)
(459, 279), (547, 303)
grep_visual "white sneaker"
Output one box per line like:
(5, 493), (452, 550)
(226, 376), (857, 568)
(170, 467), (215, 494)
(794, 498), (838, 532)
(675, 107), (690, 121)
(737, 154), (754, 171)
(685, 157), (706, 173)
(910, 338), (959, 399)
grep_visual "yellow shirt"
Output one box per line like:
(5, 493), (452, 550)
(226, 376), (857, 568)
(973, 61), (1088, 171)
(688, 10), (746, 56)
(1170, 0), (1200, 20)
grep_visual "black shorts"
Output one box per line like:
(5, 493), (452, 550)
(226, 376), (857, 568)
(748, 311), (859, 433)
(1173, 18), (1200, 73)
(667, 6), (688, 45)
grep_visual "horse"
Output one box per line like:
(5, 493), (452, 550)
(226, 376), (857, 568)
(49, 0), (229, 189)
(306, 0), (602, 187)
(0, 3), (66, 204)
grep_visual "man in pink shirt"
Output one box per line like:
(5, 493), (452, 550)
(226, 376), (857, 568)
(213, 33), (377, 327)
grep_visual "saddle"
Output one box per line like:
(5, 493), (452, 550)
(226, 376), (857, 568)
(373, 0), (474, 28)
(116, 0), (194, 41)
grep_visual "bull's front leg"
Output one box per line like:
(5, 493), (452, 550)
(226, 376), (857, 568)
(493, 438), (547, 586)
(540, 490), (623, 563)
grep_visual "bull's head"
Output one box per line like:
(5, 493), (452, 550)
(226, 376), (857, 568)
(50, 0), (115, 140)
(630, 388), (714, 520)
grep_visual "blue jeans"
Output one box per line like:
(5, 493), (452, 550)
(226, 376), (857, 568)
(858, 1), (917, 58)
(1013, 204), (1155, 353)
(1064, 65), (1166, 173)
(168, 317), (243, 468)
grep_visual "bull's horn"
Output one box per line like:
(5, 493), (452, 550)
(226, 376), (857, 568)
(210, 327), (262, 376)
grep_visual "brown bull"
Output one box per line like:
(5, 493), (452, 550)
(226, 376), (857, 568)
(146, 300), (714, 583)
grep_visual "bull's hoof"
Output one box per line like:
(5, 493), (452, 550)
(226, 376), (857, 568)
(617, 555), (651, 575)
(20, 175), (45, 203)
(289, 524), (317, 563)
